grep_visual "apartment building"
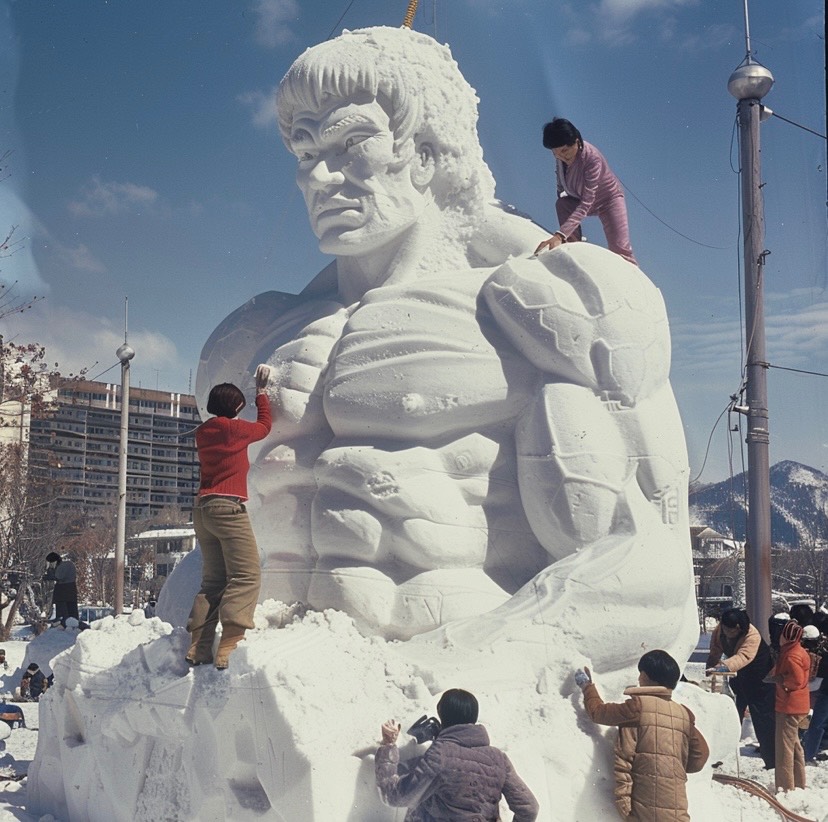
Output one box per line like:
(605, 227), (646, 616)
(29, 380), (200, 519)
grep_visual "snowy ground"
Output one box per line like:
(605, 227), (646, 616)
(0, 629), (826, 821)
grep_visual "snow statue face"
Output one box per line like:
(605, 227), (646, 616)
(288, 98), (434, 256)
(196, 26), (697, 673)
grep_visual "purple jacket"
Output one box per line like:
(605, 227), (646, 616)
(555, 140), (624, 239)
(375, 723), (539, 821)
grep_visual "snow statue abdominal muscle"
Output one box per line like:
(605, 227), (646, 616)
(198, 27), (697, 671)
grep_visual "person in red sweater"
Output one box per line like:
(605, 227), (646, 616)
(769, 620), (811, 792)
(187, 364), (272, 669)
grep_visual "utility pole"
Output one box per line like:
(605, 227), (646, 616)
(115, 299), (135, 615)
(727, 0), (774, 640)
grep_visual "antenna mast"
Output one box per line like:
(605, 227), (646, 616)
(728, 1), (774, 638)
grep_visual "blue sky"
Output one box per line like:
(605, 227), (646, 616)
(0, 0), (825, 485)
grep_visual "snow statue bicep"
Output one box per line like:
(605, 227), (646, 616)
(483, 242), (687, 558)
(426, 242), (698, 675)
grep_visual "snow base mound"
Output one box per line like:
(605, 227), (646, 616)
(26, 606), (738, 821)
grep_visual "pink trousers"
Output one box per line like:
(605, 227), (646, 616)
(556, 194), (637, 265)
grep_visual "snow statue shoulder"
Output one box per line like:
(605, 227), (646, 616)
(197, 25), (696, 673)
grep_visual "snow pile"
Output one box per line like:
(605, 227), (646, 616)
(27, 604), (740, 822)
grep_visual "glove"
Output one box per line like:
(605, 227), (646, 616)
(574, 668), (591, 689)
(254, 364), (271, 390)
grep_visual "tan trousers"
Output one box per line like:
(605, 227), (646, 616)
(188, 497), (261, 648)
(774, 712), (806, 792)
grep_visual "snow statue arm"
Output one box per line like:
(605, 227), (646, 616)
(422, 242), (698, 681)
(482, 242), (687, 560)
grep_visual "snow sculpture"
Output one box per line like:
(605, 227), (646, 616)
(198, 25), (696, 667)
(26, 28), (716, 822)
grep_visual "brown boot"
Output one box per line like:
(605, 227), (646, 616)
(185, 638), (214, 666)
(214, 624), (246, 670)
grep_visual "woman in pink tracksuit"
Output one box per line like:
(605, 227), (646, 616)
(534, 118), (637, 265)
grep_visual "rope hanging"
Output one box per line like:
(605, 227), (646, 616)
(402, 0), (419, 28)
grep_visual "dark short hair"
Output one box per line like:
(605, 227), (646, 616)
(720, 608), (750, 633)
(790, 604), (814, 626)
(638, 650), (680, 689)
(45, 552), (61, 564)
(206, 383), (246, 418)
(436, 688), (479, 728)
(27, 663), (39, 672)
(542, 118), (583, 150)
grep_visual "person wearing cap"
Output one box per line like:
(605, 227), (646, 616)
(767, 620), (810, 792)
(43, 552), (79, 623)
(20, 663), (48, 702)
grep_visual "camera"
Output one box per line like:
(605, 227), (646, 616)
(407, 715), (441, 744)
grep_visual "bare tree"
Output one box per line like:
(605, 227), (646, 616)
(772, 503), (828, 609)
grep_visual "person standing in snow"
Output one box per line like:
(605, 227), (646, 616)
(705, 607), (775, 769)
(575, 650), (709, 821)
(20, 663), (48, 702)
(534, 118), (637, 265)
(375, 688), (539, 821)
(43, 552), (78, 624)
(187, 365), (273, 670)
(767, 620), (810, 792)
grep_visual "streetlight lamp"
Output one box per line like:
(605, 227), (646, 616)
(115, 340), (135, 615)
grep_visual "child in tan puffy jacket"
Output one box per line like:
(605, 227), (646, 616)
(575, 650), (709, 821)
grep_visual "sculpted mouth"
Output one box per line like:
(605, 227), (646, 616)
(314, 199), (361, 219)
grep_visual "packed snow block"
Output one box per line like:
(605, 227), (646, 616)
(24, 609), (739, 821)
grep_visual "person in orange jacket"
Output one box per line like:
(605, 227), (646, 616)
(768, 620), (811, 792)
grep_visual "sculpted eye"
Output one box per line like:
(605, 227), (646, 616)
(344, 135), (369, 150)
(300, 151), (315, 162)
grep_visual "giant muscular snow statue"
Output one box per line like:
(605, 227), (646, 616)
(27, 28), (725, 822)
(198, 26), (696, 665)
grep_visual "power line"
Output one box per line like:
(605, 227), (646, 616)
(619, 178), (733, 250)
(767, 363), (828, 379)
(766, 110), (827, 141)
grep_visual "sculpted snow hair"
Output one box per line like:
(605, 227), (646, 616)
(276, 26), (496, 219)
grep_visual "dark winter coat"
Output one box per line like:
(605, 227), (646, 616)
(375, 723), (539, 821)
(583, 684), (709, 821)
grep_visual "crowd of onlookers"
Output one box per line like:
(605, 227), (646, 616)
(705, 602), (828, 794)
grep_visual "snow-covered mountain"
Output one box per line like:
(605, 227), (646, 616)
(689, 460), (828, 548)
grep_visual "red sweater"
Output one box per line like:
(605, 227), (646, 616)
(196, 393), (272, 500)
(773, 640), (811, 715)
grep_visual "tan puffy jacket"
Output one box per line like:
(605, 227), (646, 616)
(583, 684), (709, 821)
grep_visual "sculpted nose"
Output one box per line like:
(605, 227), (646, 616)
(307, 157), (345, 189)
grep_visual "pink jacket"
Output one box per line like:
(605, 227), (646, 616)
(555, 141), (624, 240)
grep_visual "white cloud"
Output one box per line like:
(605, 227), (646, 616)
(68, 176), (160, 218)
(237, 88), (280, 129)
(598, 0), (697, 20)
(252, 0), (300, 48)
(59, 242), (107, 274)
(0, 302), (189, 392)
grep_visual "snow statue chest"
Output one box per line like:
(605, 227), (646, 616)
(323, 272), (536, 441)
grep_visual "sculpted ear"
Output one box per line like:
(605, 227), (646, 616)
(411, 142), (435, 188)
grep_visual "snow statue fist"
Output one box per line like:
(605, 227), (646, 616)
(197, 26), (696, 674)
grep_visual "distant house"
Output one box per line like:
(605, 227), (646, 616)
(127, 525), (197, 590)
(691, 526), (744, 618)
